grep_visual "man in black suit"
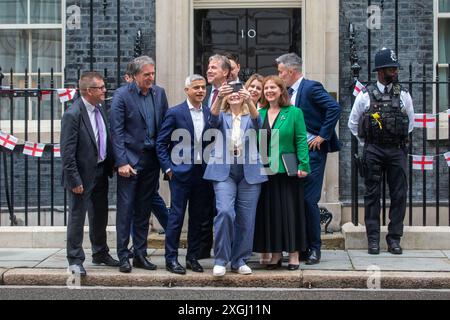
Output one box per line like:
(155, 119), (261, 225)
(61, 72), (119, 277)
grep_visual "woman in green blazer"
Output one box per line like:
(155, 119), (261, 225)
(253, 75), (310, 270)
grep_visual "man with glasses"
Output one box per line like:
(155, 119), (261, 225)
(61, 72), (119, 277)
(110, 56), (169, 273)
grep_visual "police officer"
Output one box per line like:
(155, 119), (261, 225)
(348, 48), (414, 255)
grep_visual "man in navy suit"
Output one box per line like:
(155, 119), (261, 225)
(110, 56), (169, 273)
(157, 74), (215, 274)
(276, 53), (342, 265)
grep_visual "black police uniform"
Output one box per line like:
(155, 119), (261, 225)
(360, 82), (409, 249)
(355, 48), (413, 254)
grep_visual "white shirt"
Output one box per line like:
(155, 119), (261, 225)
(208, 86), (220, 109)
(231, 112), (243, 153)
(348, 81), (415, 145)
(187, 99), (205, 161)
(81, 97), (107, 162)
(290, 77), (315, 143)
(289, 76), (303, 106)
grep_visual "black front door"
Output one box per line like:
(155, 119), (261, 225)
(194, 8), (301, 82)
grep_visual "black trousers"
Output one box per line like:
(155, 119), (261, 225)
(67, 163), (109, 265)
(363, 143), (407, 243)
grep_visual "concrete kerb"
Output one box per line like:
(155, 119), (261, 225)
(342, 223), (450, 250)
(0, 269), (7, 285)
(1, 269), (303, 288)
(3, 268), (450, 289)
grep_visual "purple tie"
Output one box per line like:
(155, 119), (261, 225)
(94, 107), (106, 161)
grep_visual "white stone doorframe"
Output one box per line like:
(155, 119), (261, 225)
(155, 0), (342, 231)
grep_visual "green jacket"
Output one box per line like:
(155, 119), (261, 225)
(259, 105), (310, 174)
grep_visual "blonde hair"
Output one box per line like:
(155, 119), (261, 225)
(220, 94), (250, 115)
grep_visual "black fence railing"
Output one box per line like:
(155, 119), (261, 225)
(0, 67), (118, 226)
(350, 63), (450, 227)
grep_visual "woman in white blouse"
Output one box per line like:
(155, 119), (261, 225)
(203, 83), (268, 277)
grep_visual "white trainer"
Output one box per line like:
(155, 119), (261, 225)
(234, 264), (252, 275)
(213, 265), (226, 277)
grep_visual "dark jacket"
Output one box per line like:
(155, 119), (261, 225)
(60, 98), (113, 190)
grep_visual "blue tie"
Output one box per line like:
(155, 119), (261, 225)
(288, 87), (294, 98)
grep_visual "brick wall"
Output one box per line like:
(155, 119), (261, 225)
(338, 0), (441, 203)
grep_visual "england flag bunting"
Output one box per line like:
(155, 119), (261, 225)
(23, 141), (46, 157)
(412, 155), (434, 171)
(353, 81), (365, 97)
(53, 144), (61, 158)
(445, 152), (450, 167)
(56, 88), (77, 103)
(0, 131), (18, 150)
(414, 113), (436, 128)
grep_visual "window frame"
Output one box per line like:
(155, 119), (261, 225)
(0, 0), (65, 139)
(429, 0), (450, 139)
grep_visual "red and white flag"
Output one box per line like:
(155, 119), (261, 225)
(414, 113), (436, 128)
(353, 81), (365, 97)
(40, 90), (52, 101)
(53, 144), (61, 158)
(0, 131), (18, 151)
(57, 88), (77, 103)
(412, 155), (434, 171)
(444, 152), (450, 167)
(23, 142), (46, 157)
(447, 109), (450, 119)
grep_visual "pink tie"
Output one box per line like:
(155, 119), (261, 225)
(211, 89), (219, 107)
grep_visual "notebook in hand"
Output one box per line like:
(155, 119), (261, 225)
(281, 153), (298, 177)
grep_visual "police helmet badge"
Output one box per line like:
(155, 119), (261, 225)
(390, 50), (397, 62)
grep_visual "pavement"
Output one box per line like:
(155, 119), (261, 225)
(1, 248), (450, 290)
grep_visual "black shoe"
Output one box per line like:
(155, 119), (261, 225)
(287, 264), (300, 271)
(305, 250), (321, 265)
(387, 240), (403, 255)
(299, 251), (310, 261)
(133, 255), (157, 270)
(92, 254), (120, 267)
(186, 259), (204, 273)
(68, 264), (87, 277)
(266, 258), (282, 270)
(166, 260), (186, 275)
(368, 241), (380, 255)
(119, 259), (132, 273)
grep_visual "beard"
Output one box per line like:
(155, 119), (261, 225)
(384, 73), (398, 84)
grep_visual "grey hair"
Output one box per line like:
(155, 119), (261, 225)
(185, 74), (206, 88)
(132, 55), (155, 76)
(208, 54), (232, 73)
(276, 53), (303, 72)
(79, 71), (104, 91)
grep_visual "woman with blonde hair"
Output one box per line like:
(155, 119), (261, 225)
(245, 74), (264, 109)
(253, 75), (310, 271)
(204, 83), (267, 277)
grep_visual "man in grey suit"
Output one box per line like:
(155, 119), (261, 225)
(61, 72), (119, 276)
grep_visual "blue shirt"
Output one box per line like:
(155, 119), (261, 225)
(133, 82), (156, 149)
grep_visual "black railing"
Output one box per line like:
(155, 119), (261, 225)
(0, 67), (118, 226)
(350, 63), (450, 227)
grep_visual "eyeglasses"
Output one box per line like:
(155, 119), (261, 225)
(89, 85), (106, 90)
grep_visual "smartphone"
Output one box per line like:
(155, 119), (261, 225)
(228, 81), (243, 92)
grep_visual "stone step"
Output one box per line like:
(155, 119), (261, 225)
(148, 232), (345, 250)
